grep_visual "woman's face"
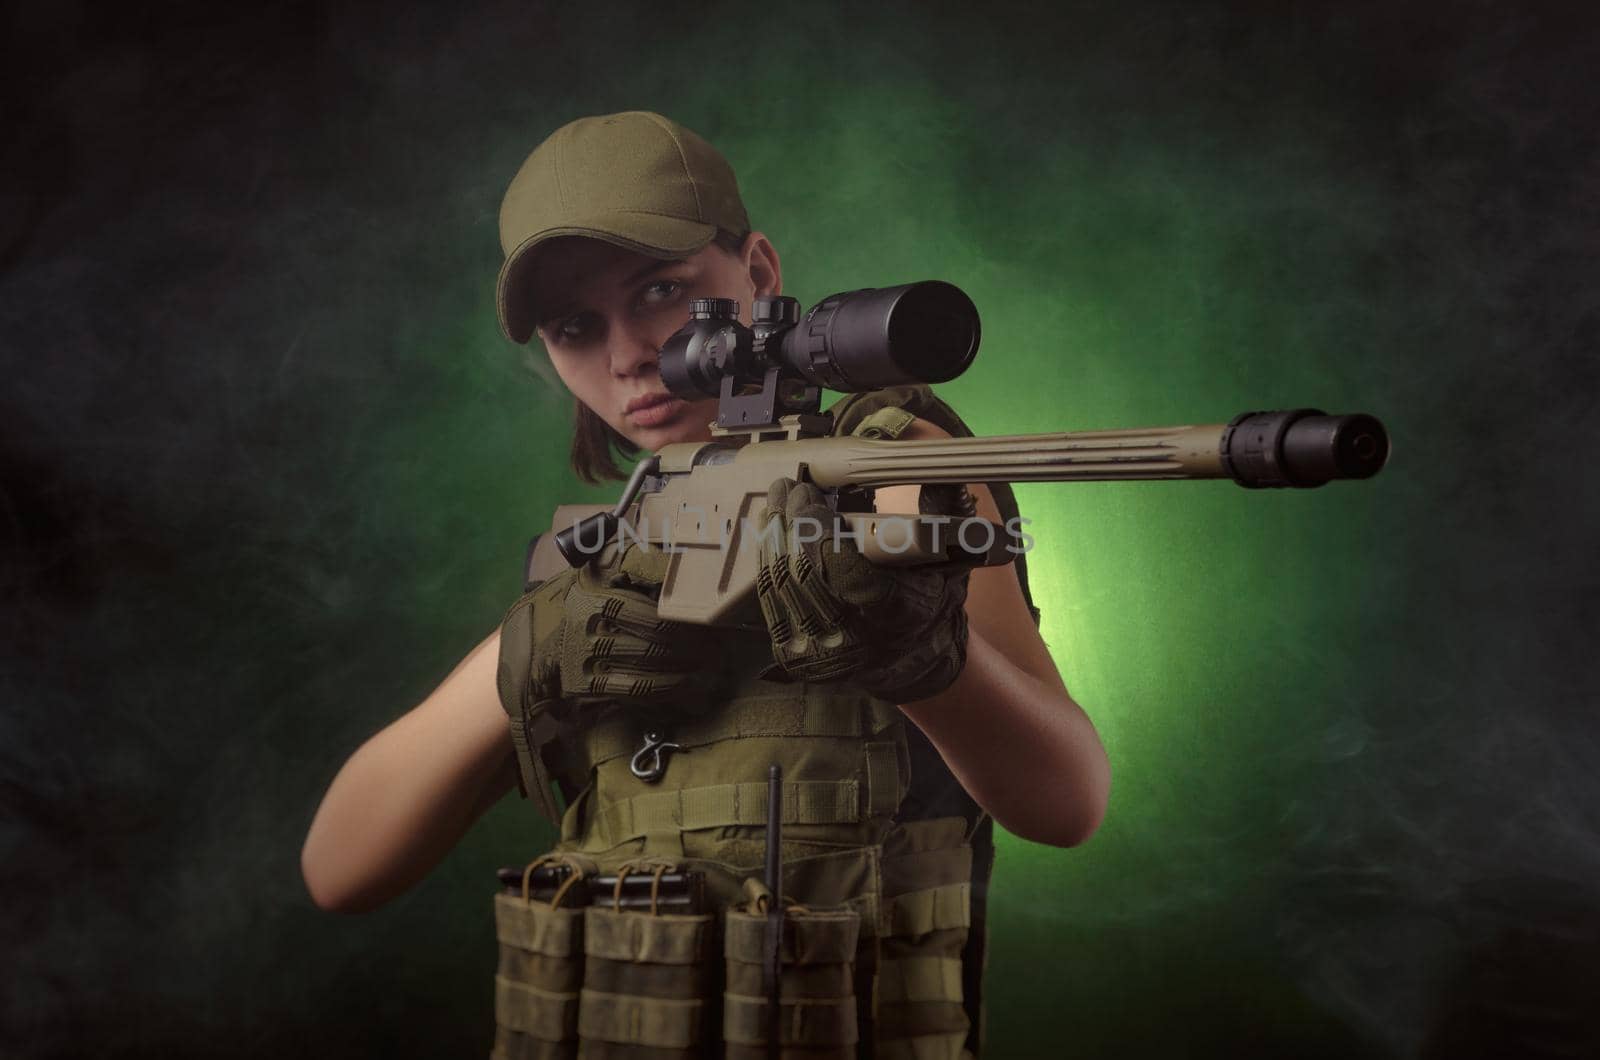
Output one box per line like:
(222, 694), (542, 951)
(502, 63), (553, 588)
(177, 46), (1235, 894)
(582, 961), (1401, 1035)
(526, 235), (778, 451)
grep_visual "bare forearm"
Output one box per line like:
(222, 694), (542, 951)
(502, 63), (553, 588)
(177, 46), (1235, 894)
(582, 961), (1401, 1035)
(901, 628), (1110, 847)
(869, 435), (1110, 846)
(301, 630), (517, 912)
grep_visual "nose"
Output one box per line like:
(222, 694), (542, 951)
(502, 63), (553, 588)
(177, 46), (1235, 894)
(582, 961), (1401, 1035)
(606, 318), (665, 379)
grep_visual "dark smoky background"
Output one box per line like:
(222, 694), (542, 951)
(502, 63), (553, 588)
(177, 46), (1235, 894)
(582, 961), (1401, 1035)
(2, 2), (1598, 1057)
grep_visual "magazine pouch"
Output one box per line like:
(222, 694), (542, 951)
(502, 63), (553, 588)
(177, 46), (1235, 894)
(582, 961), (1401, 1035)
(576, 860), (719, 1057)
(722, 884), (861, 1059)
(492, 855), (592, 1060)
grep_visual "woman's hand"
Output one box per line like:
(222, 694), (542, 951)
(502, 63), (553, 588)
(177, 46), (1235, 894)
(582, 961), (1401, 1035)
(501, 542), (715, 715)
(755, 477), (970, 703)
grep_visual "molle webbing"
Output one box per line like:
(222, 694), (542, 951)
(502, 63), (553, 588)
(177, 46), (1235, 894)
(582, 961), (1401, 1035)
(846, 403), (919, 441)
(492, 893), (584, 1058)
(576, 694), (901, 770)
(495, 386), (1012, 1056)
(871, 821), (976, 1059)
(829, 386), (1009, 1059)
(877, 956), (964, 1005)
(577, 907), (718, 1052)
(884, 881), (970, 937)
(583, 762), (898, 850)
(564, 684), (907, 853)
(496, 828), (980, 1058)
(723, 906), (861, 1056)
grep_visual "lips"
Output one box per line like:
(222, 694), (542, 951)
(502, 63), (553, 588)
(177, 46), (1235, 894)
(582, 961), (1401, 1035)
(625, 392), (676, 414)
(626, 392), (684, 429)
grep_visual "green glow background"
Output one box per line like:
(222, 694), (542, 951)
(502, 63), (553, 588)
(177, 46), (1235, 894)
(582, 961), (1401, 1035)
(4, 2), (1598, 1057)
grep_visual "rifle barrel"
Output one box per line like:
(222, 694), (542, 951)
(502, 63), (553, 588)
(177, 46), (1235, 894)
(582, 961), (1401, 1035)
(787, 411), (1387, 490)
(800, 425), (1229, 487)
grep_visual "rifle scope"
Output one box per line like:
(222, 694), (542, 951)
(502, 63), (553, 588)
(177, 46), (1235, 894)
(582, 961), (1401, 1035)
(659, 281), (980, 400)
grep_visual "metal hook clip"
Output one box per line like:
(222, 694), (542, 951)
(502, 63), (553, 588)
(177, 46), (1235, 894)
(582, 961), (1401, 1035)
(629, 730), (682, 784)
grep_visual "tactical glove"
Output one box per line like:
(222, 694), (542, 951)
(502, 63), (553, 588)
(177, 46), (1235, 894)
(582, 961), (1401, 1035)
(755, 477), (969, 703)
(499, 542), (712, 723)
(496, 542), (715, 820)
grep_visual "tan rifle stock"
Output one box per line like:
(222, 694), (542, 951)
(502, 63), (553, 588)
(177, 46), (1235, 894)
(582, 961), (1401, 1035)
(527, 413), (1387, 626)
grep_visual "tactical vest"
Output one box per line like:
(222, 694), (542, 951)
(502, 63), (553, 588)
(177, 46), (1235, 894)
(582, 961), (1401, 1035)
(493, 386), (1039, 1060)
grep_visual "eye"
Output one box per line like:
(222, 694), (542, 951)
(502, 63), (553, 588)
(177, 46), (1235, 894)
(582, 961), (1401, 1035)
(550, 311), (602, 346)
(638, 279), (683, 308)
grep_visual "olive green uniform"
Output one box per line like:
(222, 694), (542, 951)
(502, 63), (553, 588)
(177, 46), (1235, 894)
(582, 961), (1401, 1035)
(494, 387), (1039, 1059)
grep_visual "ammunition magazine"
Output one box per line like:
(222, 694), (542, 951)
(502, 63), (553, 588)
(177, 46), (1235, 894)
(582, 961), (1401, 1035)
(495, 864), (706, 914)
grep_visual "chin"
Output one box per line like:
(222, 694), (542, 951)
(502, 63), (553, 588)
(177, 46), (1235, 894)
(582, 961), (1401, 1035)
(632, 424), (710, 450)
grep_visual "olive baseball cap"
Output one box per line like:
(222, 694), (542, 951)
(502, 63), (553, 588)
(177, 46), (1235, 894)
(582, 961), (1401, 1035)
(495, 111), (751, 344)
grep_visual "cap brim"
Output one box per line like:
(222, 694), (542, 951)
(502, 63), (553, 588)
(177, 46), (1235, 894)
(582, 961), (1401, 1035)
(496, 213), (718, 344)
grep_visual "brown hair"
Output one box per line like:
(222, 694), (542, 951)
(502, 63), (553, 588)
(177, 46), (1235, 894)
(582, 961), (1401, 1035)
(569, 228), (750, 482)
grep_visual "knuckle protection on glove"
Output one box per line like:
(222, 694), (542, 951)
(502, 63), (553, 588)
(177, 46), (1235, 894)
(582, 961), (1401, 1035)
(507, 546), (716, 712)
(752, 474), (975, 702)
(755, 506), (972, 703)
(560, 570), (713, 706)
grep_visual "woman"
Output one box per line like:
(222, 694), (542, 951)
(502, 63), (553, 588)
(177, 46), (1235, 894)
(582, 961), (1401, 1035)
(303, 111), (1110, 1057)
